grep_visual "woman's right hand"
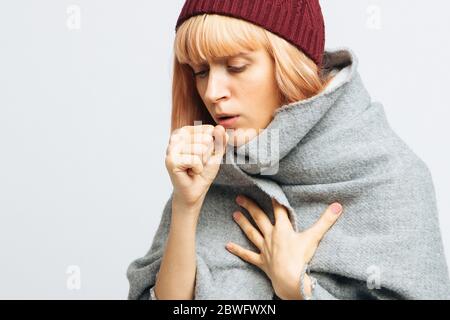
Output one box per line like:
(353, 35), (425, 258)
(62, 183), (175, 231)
(165, 124), (229, 208)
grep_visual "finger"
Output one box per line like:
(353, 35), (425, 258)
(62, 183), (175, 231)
(213, 125), (227, 155)
(168, 134), (213, 156)
(170, 153), (204, 175)
(236, 195), (273, 236)
(308, 203), (343, 244)
(167, 132), (184, 155)
(177, 143), (207, 155)
(179, 125), (215, 143)
(271, 198), (293, 230)
(178, 125), (215, 134)
(203, 139), (215, 163)
(232, 211), (265, 250)
(177, 143), (214, 164)
(171, 126), (213, 146)
(226, 242), (263, 267)
(207, 125), (228, 165)
(192, 125), (215, 145)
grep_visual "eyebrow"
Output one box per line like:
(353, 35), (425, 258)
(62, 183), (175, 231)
(190, 52), (252, 67)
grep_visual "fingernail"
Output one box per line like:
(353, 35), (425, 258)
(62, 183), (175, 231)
(330, 203), (342, 214)
(236, 196), (243, 205)
(233, 211), (240, 220)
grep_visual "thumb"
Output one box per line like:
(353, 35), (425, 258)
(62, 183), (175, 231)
(208, 125), (227, 165)
(308, 202), (343, 244)
(224, 130), (229, 150)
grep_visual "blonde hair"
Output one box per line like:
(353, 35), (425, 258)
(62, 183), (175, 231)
(171, 14), (333, 133)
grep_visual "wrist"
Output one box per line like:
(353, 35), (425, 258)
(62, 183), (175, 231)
(275, 274), (304, 300)
(277, 267), (314, 300)
(172, 193), (205, 215)
(299, 264), (317, 300)
(300, 275), (313, 300)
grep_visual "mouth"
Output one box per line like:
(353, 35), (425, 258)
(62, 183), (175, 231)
(217, 115), (240, 128)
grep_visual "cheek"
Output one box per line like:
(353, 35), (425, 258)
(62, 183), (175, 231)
(243, 69), (270, 91)
(195, 82), (206, 99)
(245, 68), (278, 105)
(241, 73), (279, 122)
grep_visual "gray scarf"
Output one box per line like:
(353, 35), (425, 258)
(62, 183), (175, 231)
(127, 47), (450, 299)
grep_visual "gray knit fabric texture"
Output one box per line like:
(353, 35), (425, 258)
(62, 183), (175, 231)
(127, 47), (450, 300)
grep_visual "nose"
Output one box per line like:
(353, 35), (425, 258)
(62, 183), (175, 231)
(203, 68), (230, 105)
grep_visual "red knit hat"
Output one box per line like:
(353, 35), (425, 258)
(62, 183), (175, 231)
(175, 0), (326, 67)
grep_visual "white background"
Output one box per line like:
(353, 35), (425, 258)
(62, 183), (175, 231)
(0, 0), (449, 299)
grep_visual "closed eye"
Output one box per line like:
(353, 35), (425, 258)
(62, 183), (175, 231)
(193, 65), (247, 78)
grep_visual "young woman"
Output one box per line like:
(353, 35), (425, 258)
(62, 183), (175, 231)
(127, 0), (450, 300)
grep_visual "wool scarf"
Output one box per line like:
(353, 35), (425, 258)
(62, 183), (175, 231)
(127, 47), (450, 300)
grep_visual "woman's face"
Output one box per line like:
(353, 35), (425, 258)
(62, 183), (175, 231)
(189, 48), (282, 147)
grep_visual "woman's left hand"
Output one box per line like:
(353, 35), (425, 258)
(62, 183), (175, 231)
(226, 195), (343, 300)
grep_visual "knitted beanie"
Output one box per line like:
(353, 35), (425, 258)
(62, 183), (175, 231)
(175, 0), (326, 67)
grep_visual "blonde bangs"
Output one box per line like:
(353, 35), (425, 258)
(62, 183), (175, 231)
(174, 14), (268, 66)
(170, 13), (332, 132)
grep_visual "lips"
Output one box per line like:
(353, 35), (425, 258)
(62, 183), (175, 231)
(217, 115), (240, 128)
